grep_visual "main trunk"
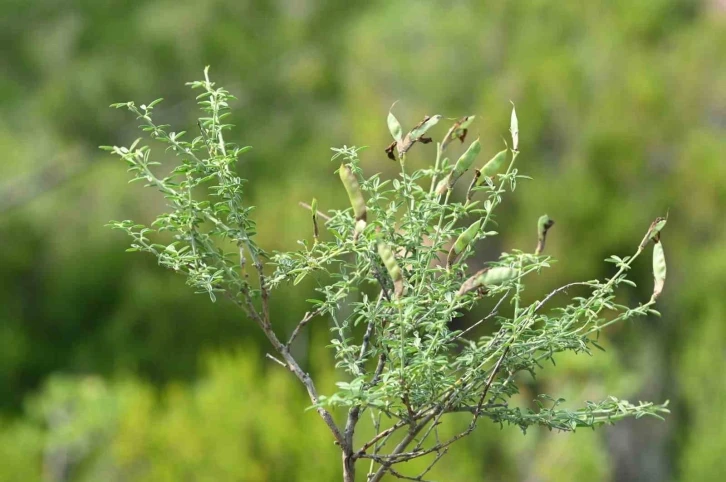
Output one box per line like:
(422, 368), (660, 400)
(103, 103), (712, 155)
(342, 452), (355, 482)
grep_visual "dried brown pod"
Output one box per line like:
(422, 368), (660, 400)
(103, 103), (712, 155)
(535, 215), (555, 255)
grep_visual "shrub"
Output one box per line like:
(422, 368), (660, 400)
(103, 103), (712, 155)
(104, 68), (669, 481)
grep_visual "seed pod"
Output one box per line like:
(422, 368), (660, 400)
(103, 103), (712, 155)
(476, 149), (508, 185)
(535, 214), (555, 255)
(378, 241), (404, 298)
(457, 266), (518, 296)
(510, 103), (519, 152)
(387, 111), (403, 143)
(447, 219), (482, 267)
(311, 198), (319, 243)
(435, 174), (452, 195)
(339, 164), (367, 238)
(393, 114), (442, 161)
(442, 115), (476, 150)
(639, 215), (668, 250)
(409, 114), (442, 141)
(649, 217), (667, 242)
(446, 138), (481, 189)
(651, 240), (666, 302)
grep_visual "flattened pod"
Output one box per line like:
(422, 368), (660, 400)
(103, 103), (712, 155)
(482, 267), (518, 286)
(447, 219), (482, 267)
(339, 164), (367, 236)
(408, 114), (442, 140)
(476, 149), (508, 184)
(640, 215), (668, 250)
(649, 217), (667, 242)
(457, 266), (518, 296)
(443, 115), (476, 149)
(445, 138), (481, 191)
(452, 139), (481, 179)
(651, 241), (666, 302)
(378, 241), (404, 298)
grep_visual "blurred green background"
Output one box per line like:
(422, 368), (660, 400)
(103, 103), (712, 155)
(1, 0), (725, 480)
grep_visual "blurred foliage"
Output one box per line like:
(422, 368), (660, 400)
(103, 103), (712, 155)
(1, 345), (634, 482)
(0, 0), (725, 480)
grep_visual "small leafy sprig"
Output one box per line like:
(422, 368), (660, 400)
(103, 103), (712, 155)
(105, 70), (669, 482)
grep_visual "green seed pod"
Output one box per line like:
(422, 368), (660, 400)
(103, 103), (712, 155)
(639, 215), (669, 250)
(443, 115), (476, 150)
(649, 217), (667, 242)
(447, 219), (482, 267)
(445, 138), (481, 190)
(339, 164), (367, 236)
(535, 214), (555, 255)
(387, 111), (403, 143)
(651, 240), (666, 302)
(453, 139), (481, 178)
(460, 116), (475, 129)
(510, 103), (519, 151)
(476, 149), (508, 184)
(457, 266), (518, 296)
(482, 267), (518, 286)
(409, 114), (442, 140)
(378, 241), (404, 298)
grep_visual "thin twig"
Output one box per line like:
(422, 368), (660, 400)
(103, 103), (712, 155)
(287, 309), (320, 346)
(368, 413), (437, 482)
(355, 420), (407, 458)
(474, 346), (510, 416)
(299, 201), (332, 221)
(370, 353), (387, 386)
(451, 291), (510, 342)
(418, 448), (448, 480)
(533, 282), (593, 313)
(388, 465), (437, 482)
(265, 353), (287, 369)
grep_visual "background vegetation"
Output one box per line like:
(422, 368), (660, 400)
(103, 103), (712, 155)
(0, 1), (724, 480)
